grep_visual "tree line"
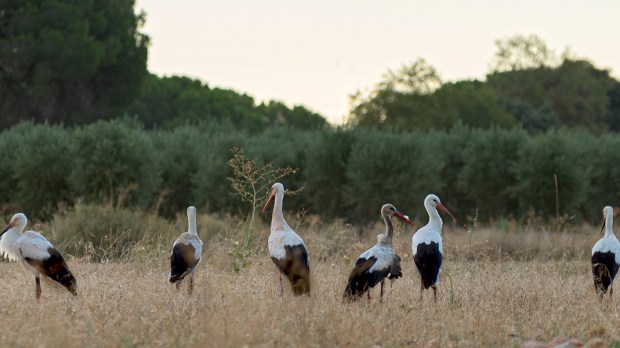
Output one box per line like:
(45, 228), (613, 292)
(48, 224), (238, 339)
(348, 35), (620, 134)
(0, 119), (616, 225)
(2, 3), (618, 135)
(0, 0), (326, 132)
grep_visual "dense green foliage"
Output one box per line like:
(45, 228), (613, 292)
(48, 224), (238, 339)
(349, 36), (620, 134)
(0, 0), (149, 129)
(126, 74), (327, 132)
(1, 120), (617, 225)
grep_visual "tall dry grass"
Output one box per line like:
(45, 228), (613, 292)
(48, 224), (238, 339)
(0, 208), (617, 347)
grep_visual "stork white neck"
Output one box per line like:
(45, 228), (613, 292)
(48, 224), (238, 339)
(187, 207), (198, 236)
(425, 200), (443, 230)
(270, 189), (291, 233)
(604, 207), (615, 238)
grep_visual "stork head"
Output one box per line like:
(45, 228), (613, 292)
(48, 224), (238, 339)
(0, 213), (28, 237)
(601, 206), (614, 233)
(262, 183), (285, 213)
(381, 204), (414, 226)
(425, 194), (456, 223)
(187, 206), (197, 217)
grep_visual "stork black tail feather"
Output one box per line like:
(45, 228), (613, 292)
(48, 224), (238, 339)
(388, 254), (403, 280)
(343, 283), (363, 302)
(593, 262), (612, 297)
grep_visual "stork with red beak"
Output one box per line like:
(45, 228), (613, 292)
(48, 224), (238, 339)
(0, 213), (77, 302)
(263, 183), (310, 296)
(343, 204), (413, 302)
(412, 194), (456, 303)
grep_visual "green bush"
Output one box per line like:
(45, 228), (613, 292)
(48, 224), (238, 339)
(192, 127), (247, 214)
(0, 123), (34, 215)
(458, 127), (528, 220)
(152, 126), (204, 217)
(343, 131), (443, 224)
(12, 123), (74, 219)
(245, 127), (312, 213)
(582, 134), (620, 219)
(424, 124), (473, 220)
(509, 130), (592, 218)
(70, 118), (160, 208)
(304, 128), (358, 220)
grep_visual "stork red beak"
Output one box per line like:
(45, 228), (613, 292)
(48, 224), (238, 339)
(437, 203), (457, 223)
(601, 217), (606, 234)
(262, 194), (275, 214)
(393, 211), (414, 226)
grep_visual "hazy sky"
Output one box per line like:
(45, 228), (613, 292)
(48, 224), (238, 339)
(134, 0), (620, 124)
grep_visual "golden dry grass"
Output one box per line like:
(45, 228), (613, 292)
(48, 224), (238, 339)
(0, 216), (618, 347)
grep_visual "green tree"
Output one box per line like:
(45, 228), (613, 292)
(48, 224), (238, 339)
(257, 101), (327, 130)
(0, 0), (149, 129)
(348, 58), (442, 129)
(432, 80), (518, 129)
(489, 34), (558, 72)
(458, 127), (528, 220)
(70, 118), (160, 208)
(547, 59), (613, 132)
(509, 130), (592, 218)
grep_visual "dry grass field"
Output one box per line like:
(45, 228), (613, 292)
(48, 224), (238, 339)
(0, 212), (619, 347)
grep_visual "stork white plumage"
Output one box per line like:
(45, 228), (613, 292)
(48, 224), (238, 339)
(169, 206), (203, 294)
(411, 194), (456, 303)
(0, 213), (77, 302)
(343, 204), (413, 302)
(263, 182), (310, 296)
(591, 206), (620, 301)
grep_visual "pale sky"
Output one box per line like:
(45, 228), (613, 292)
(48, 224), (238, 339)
(135, 0), (620, 124)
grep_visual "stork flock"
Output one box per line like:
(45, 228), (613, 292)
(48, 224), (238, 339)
(0, 182), (618, 304)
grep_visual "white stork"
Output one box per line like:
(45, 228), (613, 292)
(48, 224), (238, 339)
(411, 194), (456, 303)
(343, 204), (413, 302)
(0, 213), (77, 302)
(592, 206), (620, 301)
(262, 182), (310, 296)
(169, 206), (203, 294)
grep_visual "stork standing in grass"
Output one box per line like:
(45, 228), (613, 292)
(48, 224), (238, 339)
(0, 213), (77, 302)
(169, 206), (203, 294)
(343, 204), (413, 302)
(263, 182), (310, 296)
(592, 206), (620, 301)
(412, 194), (456, 303)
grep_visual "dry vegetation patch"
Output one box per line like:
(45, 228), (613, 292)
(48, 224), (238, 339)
(0, 214), (618, 347)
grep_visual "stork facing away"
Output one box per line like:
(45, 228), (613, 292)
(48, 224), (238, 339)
(169, 206), (203, 294)
(343, 204), (413, 302)
(0, 213), (77, 302)
(263, 182), (310, 296)
(411, 194), (455, 303)
(592, 206), (620, 301)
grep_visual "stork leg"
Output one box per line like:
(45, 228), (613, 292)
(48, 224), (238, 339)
(188, 274), (194, 295)
(278, 274), (284, 297)
(432, 285), (437, 303)
(175, 282), (181, 290)
(35, 276), (42, 303)
(380, 280), (385, 303)
(419, 277), (424, 301)
(367, 291), (371, 301)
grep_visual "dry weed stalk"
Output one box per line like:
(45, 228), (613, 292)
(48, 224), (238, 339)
(227, 147), (299, 229)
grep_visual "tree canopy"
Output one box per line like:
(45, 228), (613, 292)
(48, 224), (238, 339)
(0, 0), (149, 130)
(348, 35), (620, 134)
(126, 74), (327, 131)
